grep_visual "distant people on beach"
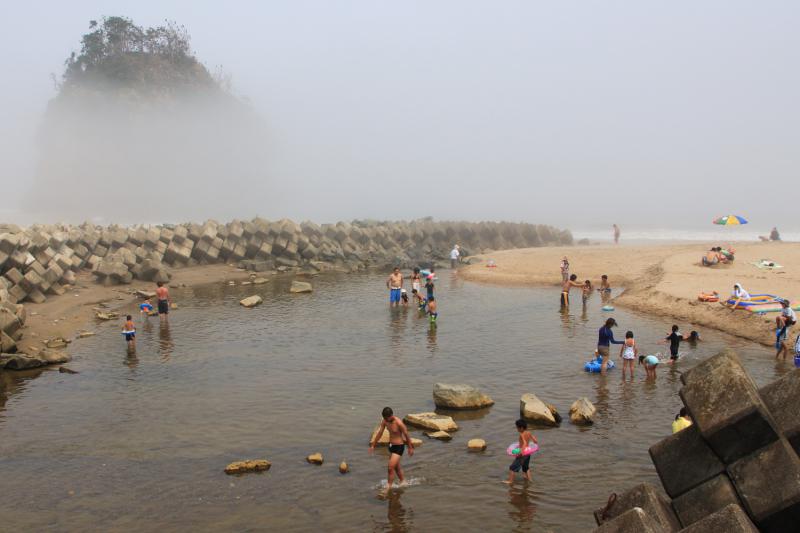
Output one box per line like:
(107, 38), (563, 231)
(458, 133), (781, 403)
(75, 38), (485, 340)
(597, 318), (623, 374)
(727, 283), (750, 311)
(672, 408), (692, 433)
(561, 274), (583, 308)
(776, 299), (796, 359)
(761, 227), (781, 242)
(505, 419), (537, 485)
(369, 407), (414, 493)
(620, 330), (638, 380)
(122, 314), (136, 349)
(639, 354), (659, 381)
(613, 224), (620, 244)
(560, 256), (570, 282)
(156, 282), (170, 322)
(386, 267), (404, 307)
(450, 245), (460, 268)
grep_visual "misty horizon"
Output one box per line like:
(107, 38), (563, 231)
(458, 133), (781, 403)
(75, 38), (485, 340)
(1, 2), (797, 233)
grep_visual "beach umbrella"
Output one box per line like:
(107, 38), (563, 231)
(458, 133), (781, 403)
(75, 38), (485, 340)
(713, 215), (748, 226)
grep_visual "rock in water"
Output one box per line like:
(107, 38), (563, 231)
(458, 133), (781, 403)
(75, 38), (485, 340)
(77, 331), (95, 339)
(545, 403), (563, 424)
(224, 459), (271, 475)
(569, 397), (596, 425)
(40, 349), (72, 365)
(289, 280), (313, 293)
(425, 430), (453, 441)
(307, 452), (324, 465)
(520, 393), (559, 427)
(339, 461), (349, 474)
(252, 277), (269, 285)
(467, 439), (487, 451)
(239, 295), (263, 308)
(432, 383), (494, 410)
(403, 412), (458, 432)
(59, 366), (79, 374)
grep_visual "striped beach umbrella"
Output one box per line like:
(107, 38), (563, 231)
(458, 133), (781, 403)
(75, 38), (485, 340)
(713, 215), (748, 226)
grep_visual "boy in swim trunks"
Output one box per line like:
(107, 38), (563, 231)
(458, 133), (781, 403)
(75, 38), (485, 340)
(122, 314), (136, 349)
(427, 296), (438, 324)
(561, 274), (582, 307)
(412, 288), (427, 311)
(156, 282), (171, 322)
(505, 418), (537, 484)
(386, 267), (403, 307)
(369, 407), (414, 492)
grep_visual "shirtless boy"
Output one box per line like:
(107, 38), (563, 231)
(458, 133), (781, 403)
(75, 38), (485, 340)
(386, 268), (404, 307)
(561, 274), (583, 307)
(369, 407), (414, 491)
(156, 281), (171, 322)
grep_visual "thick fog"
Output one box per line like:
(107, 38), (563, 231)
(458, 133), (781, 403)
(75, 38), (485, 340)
(1, 1), (798, 232)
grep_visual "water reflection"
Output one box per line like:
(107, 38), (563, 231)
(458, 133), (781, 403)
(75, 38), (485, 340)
(384, 491), (412, 532)
(426, 326), (438, 354)
(559, 308), (575, 336)
(507, 485), (537, 530)
(158, 322), (174, 360)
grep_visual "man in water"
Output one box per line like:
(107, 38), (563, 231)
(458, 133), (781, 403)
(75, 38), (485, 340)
(561, 274), (583, 308)
(386, 267), (404, 307)
(369, 407), (414, 492)
(156, 281), (171, 322)
(450, 244), (460, 269)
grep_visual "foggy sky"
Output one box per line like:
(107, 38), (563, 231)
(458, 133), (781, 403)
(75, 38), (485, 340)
(1, 1), (798, 231)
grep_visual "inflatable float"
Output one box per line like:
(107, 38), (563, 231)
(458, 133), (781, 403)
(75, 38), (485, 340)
(725, 294), (800, 314)
(602, 305), (615, 311)
(697, 292), (720, 303)
(420, 270), (438, 280)
(584, 356), (615, 373)
(795, 354), (800, 369)
(506, 442), (540, 456)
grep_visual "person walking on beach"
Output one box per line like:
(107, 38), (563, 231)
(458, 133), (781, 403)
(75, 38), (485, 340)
(613, 224), (620, 244)
(776, 300), (796, 359)
(386, 267), (404, 307)
(560, 256), (570, 282)
(156, 281), (171, 322)
(450, 245), (460, 269)
(369, 407), (414, 493)
(505, 419), (537, 485)
(561, 274), (583, 308)
(597, 318), (624, 374)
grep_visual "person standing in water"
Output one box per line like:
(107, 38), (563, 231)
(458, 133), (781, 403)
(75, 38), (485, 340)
(561, 274), (583, 308)
(411, 268), (422, 294)
(613, 224), (620, 244)
(369, 407), (414, 492)
(386, 267), (404, 307)
(156, 281), (171, 322)
(776, 299), (796, 359)
(597, 318), (624, 374)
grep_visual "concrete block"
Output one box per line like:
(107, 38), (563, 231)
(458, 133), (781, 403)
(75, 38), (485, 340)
(1, 331), (18, 353)
(159, 227), (173, 243)
(22, 270), (43, 292)
(677, 504), (757, 533)
(6, 250), (27, 270)
(649, 424), (725, 498)
(27, 260), (46, 277)
(727, 438), (800, 531)
(672, 473), (742, 527)
(172, 225), (188, 243)
(593, 483), (680, 531)
(760, 369), (800, 454)
(679, 350), (779, 463)
(4, 268), (24, 286)
(43, 263), (64, 284)
(8, 284), (27, 303)
(0, 233), (20, 255)
(25, 288), (46, 304)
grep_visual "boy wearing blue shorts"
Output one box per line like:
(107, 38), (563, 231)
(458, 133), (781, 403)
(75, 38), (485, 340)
(386, 267), (403, 307)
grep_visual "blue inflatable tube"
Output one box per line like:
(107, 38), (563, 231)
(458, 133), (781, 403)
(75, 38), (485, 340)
(584, 356), (615, 373)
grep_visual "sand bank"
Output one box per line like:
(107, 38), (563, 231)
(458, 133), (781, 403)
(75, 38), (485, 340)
(462, 241), (800, 346)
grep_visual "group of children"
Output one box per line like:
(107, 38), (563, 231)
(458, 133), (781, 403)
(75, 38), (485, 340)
(560, 257), (612, 308)
(402, 267), (438, 323)
(120, 281), (172, 350)
(615, 325), (700, 381)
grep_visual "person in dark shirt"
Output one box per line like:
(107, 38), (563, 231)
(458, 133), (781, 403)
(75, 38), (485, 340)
(597, 318), (624, 374)
(665, 325), (684, 363)
(425, 276), (435, 300)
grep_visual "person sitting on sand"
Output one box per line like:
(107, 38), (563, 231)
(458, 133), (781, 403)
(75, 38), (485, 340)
(672, 408), (692, 434)
(702, 248), (721, 267)
(776, 300), (796, 359)
(369, 407), (414, 493)
(561, 274), (583, 307)
(639, 354), (659, 381)
(728, 283), (750, 311)
(505, 418), (538, 484)
(122, 315), (136, 349)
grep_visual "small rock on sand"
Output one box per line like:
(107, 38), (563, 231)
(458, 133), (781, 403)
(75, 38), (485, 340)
(289, 280), (313, 293)
(426, 431), (453, 441)
(40, 349), (72, 365)
(307, 452), (324, 465)
(224, 459), (271, 475)
(339, 461), (349, 474)
(569, 397), (597, 426)
(403, 412), (458, 432)
(239, 295), (263, 308)
(467, 439), (487, 451)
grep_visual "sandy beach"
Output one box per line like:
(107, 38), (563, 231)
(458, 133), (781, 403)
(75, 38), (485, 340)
(462, 241), (800, 347)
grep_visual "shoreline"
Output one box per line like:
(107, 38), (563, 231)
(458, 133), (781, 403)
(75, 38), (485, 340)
(462, 241), (800, 347)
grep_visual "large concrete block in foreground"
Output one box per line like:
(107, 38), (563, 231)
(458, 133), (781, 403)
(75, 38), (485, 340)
(679, 350), (779, 463)
(727, 438), (800, 532)
(671, 473), (742, 527)
(649, 424), (725, 499)
(593, 483), (680, 531)
(677, 504), (758, 533)
(759, 369), (800, 455)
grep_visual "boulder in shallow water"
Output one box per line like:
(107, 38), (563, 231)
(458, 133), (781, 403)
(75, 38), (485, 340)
(239, 295), (263, 308)
(0, 354), (45, 370)
(306, 452), (324, 465)
(432, 383), (494, 410)
(403, 412), (458, 432)
(40, 349), (72, 365)
(339, 461), (349, 474)
(569, 398), (596, 426)
(467, 439), (487, 451)
(289, 280), (313, 293)
(224, 459), (271, 475)
(425, 430), (453, 441)
(520, 393), (559, 427)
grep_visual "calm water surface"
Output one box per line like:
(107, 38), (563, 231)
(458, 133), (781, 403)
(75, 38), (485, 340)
(0, 272), (790, 532)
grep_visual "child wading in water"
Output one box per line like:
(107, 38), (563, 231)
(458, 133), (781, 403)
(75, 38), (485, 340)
(427, 296), (438, 325)
(619, 330), (638, 380)
(582, 280), (593, 304)
(122, 314), (136, 349)
(639, 354), (659, 381)
(664, 325), (684, 363)
(505, 419), (537, 484)
(369, 407), (414, 493)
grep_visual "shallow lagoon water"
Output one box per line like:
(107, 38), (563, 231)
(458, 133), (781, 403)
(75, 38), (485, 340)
(0, 272), (790, 532)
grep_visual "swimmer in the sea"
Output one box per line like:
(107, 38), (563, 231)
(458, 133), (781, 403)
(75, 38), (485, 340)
(369, 407), (414, 493)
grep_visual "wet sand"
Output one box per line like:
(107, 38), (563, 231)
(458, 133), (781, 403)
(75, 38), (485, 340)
(462, 241), (800, 346)
(17, 264), (255, 354)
